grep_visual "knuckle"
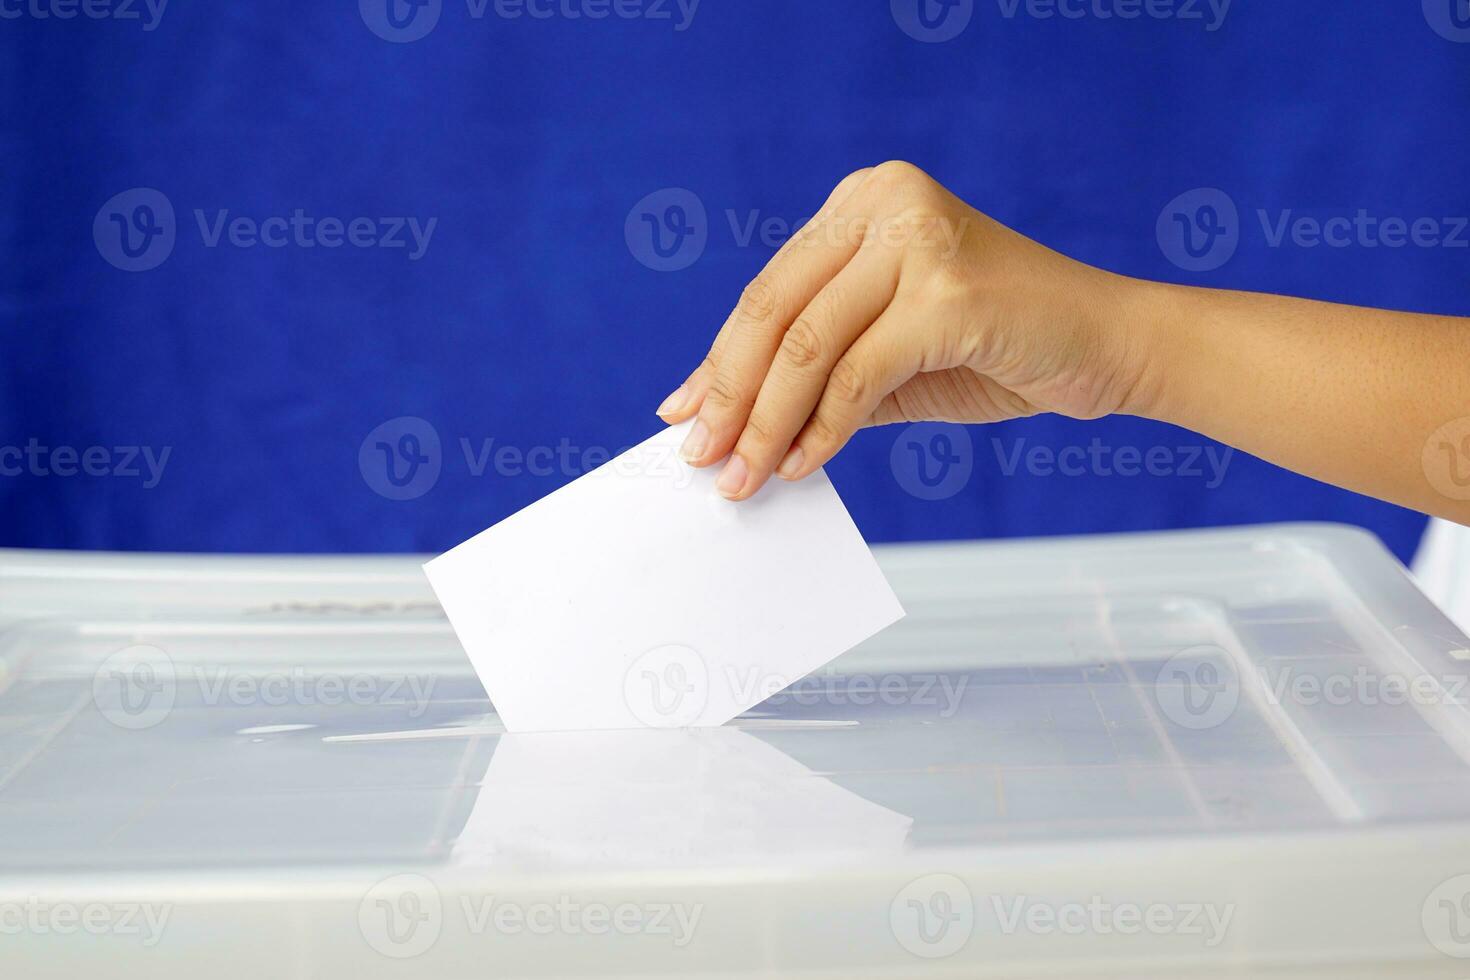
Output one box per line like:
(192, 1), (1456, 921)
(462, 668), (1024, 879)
(828, 358), (869, 407)
(923, 255), (970, 296)
(742, 411), (780, 448)
(868, 160), (928, 193)
(735, 276), (780, 326)
(780, 318), (825, 369)
(803, 410), (844, 450)
(835, 167), (875, 195)
(893, 204), (943, 240)
(704, 374), (744, 411)
(865, 206), (943, 257)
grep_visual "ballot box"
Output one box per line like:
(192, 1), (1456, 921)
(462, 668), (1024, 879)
(3, 523), (1470, 978)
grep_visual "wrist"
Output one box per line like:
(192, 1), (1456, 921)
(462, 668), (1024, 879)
(1109, 273), (1201, 425)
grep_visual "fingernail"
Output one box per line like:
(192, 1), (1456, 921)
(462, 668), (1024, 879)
(716, 454), (748, 499)
(656, 385), (688, 418)
(679, 418), (710, 463)
(777, 446), (805, 479)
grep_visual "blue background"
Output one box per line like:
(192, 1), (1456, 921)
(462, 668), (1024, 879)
(2, 0), (1465, 561)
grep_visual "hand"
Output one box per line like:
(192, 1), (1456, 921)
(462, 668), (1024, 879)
(655, 161), (1154, 500)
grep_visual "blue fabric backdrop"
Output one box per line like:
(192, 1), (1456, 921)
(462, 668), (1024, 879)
(2, 0), (1465, 561)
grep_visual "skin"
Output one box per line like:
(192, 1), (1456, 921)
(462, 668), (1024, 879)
(655, 162), (1470, 526)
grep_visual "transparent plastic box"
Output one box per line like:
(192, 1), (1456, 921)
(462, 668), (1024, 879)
(2, 523), (1470, 977)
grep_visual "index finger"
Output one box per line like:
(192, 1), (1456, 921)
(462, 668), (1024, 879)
(673, 173), (880, 467)
(654, 167), (874, 428)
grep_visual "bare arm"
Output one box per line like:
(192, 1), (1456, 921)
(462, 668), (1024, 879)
(1133, 281), (1470, 523)
(656, 162), (1470, 525)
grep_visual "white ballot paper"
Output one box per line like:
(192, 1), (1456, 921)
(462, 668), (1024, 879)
(423, 419), (905, 733)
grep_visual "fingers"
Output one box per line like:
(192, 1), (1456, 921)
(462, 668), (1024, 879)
(867, 385), (919, 428)
(866, 370), (1039, 428)
(863, 370), (976, 428)
(655, 168), (874, 427)
(714, 245), (900, 499)
(777, 312), (926, 480)
(770, 167), (874, 262)
(655, 355), (717, 421)
(677, 183), (880, 467)
(770, 167), (876, 265)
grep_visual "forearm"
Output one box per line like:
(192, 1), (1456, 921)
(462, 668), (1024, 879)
(657, 162), (1470, 521)
(1125, 278), (1470, 525)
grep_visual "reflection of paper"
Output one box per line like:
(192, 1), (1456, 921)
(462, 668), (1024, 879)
(450, 728), (913, 867)
(423, 420), (905, 733)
